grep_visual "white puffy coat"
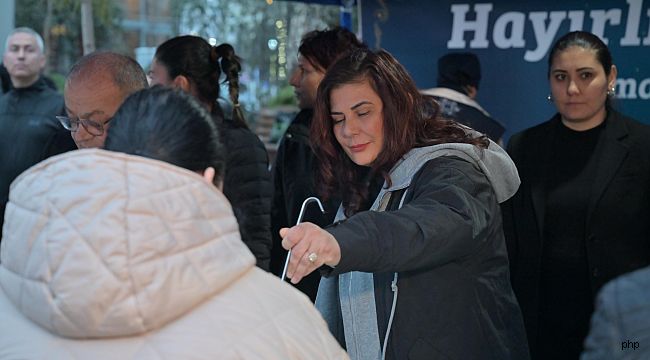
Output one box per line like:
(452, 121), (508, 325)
(0, 149), (347, 360)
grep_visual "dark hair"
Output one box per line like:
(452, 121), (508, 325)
(104, 86), (225, 184)
(67, 51), (148, 95)
(437, 52), (481, 94)
(299, 27), (367, 71)
(548, 31), (613, 78)
(154, 35), (247, 128)
(312, 48), (488, 215)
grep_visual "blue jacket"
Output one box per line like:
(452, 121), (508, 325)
(582, 266), (650, 360)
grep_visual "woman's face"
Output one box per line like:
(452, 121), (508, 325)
(549, 46), (617, 130)
(331, 79), (384, 166)
(148, 58), (173, 86)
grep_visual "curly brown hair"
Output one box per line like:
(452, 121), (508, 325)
(311, 49), (488, 216)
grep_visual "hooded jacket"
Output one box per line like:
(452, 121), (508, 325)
(316, 141), (530, 360)
(0, 149), (347, 360)
(421, 87), (505, 142)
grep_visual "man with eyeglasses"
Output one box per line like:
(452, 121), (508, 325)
(0, 27), (76, 241)
(61, 51), (148, 149)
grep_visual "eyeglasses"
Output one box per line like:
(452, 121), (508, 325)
(56, 116), (111, 136)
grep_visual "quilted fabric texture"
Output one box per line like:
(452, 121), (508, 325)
(0, 149), (347, 359)
(1, 148), (252, 337)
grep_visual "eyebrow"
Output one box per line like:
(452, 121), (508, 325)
(330, 100), (373, 116)
(551, 67), (596, 73)
(350, 101), (372, 110)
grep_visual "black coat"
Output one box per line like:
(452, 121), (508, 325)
(326, 156), (529, 360)
(220, 118), (273, 271)
(0, 77), (76, 240)
(502, 109), (650, 357)
(269, 109), (339, 300)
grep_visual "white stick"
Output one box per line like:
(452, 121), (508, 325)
(280, 197), (325, 281)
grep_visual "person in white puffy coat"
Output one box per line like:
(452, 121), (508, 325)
(0, 87), (348, 360)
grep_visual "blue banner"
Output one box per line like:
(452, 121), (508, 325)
(361, 0), (650, 140)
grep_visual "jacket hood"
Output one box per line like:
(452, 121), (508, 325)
(388, 139), (520, 203)
(421, 87), (491, 117)
(0, 149), (255, 339)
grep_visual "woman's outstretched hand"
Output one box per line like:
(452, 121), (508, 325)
(280, 222), (341, 284)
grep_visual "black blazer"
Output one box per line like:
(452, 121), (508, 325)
(502, 109), (650, 355)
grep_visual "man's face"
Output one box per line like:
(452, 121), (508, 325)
(3, 32), (46, 87)
(289, 54), (325, 109)
(64, 73), (126, 149)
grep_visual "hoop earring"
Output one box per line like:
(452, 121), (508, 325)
(547, 94), (553, 102)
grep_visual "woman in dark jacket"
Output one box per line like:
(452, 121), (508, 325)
(502, 31), (650, 359)
(150, 36), (272, 270)
(280, 48), (529, 360)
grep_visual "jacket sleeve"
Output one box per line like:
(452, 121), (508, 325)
(42, 128), (77, 158)
(327, 156), (497, 274)
(269, 131), (317, 275)
(580, 282), (622, 360)
(270, 120), (320, 229)
(222, 127), (272, 271)
(42, 95), (77, 158)
(269, 135), (290, 275)
(500, 133), (522, 277)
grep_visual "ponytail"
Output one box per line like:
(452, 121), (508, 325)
(155, 36), (249, 129)
(212, 43), (248, 129)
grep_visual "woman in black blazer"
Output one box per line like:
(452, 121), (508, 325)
(502, 31), (650, 360)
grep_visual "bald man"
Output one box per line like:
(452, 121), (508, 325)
(60, 51), (148, 148)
